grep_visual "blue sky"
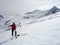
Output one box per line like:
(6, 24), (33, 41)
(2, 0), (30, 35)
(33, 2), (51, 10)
(0, 0), (60, 17)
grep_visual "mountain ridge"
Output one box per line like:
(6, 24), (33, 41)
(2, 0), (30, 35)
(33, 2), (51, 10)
(24, 6), (60, 19)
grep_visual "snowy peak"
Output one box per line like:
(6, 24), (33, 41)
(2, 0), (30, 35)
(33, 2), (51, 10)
(25, 9), (43, 14)
(51, 6), (60, 10)
(33, 10), (43, 13)
(51, 6), (60, 11)
(24, 9), (46, 19)
(0, 15), (4, 21)
(45, 6), (60, 15)
(0, 15), (4, 18)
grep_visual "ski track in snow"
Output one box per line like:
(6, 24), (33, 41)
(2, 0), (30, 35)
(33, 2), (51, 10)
(0, 14), (60, 45)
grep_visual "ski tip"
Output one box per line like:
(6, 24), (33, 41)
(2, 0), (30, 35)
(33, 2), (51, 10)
(17, 35), (20, 36)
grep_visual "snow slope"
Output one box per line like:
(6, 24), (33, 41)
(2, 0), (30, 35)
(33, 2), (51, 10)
(0, 13), (60, 45)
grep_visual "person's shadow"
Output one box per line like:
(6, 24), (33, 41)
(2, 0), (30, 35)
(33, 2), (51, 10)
(0, 38), (11, 45)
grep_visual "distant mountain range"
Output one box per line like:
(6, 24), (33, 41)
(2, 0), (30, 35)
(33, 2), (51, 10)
(24, 6), (60, 19)
(0, 6), (60, 26)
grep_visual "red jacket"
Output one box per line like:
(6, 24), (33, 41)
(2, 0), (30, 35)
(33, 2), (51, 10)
(10, 24), (16, 30)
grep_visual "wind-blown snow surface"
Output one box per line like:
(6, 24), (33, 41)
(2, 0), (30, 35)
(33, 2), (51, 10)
(0, 14), (60, 45)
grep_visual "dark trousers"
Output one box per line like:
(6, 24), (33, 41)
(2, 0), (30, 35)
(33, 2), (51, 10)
(12, 30), (17, 36)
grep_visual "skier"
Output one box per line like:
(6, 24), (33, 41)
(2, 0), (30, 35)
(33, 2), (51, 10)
(9, 22), (17, 39)
(19, 22), (21, 28)
(16, 22), (21, 36)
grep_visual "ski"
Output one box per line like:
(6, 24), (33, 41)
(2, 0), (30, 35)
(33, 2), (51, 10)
(10, 34), (27, 40)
